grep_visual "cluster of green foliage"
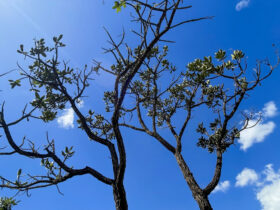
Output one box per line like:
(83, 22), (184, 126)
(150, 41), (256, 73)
(10, 35), (75, 122)
(112, 0), (126, 12)
(0, 197), (18, 210)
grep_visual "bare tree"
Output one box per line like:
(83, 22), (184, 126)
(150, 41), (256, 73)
(0, 1), (209, 209)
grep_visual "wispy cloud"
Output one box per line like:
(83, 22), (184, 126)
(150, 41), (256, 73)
(57, 108), (74, 129)
(236, 165), (280, 210)
(235, 0), (250, 11)
(213, 180), (230, 193)
(238, 101), (277, 151)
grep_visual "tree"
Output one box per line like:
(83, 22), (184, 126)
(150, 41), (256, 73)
(0, 1), (210, 209)
(117, 47), (279, 209)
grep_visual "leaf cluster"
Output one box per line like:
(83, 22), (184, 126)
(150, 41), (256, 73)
(0, 197), (19, 210)
(14, 35), (83, 122)
(112, 0), (126, 12)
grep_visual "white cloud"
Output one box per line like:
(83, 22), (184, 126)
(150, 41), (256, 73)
(56, 100), (84, 129)
(235, 0), (250, 11)
(238, 101), (277, 151)
(57, 108), (74, 129)
(235, 168), (258, 187)
(236, 165), (280, 210)
(213, 180), (230, 193)
(263, 101), (277, 118)
(257, 180), (280, 210)
(238, 120), (275, 151)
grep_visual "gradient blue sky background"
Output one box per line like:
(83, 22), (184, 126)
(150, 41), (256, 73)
(0, 0), (280, 209)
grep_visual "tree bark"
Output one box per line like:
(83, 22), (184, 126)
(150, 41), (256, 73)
(175, 152), (213, 210)
(113, 182), (128, 210)
(194, 193), (212, 210)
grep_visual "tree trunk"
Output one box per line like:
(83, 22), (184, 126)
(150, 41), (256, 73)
(113, 182), (128, 210)
(194, 193), (212, 210)
(175, 152), (213, 210)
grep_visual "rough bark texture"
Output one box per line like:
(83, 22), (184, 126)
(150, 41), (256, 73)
(175, 152), (213, 210)
(113, 183), (128, 210)
(195, 194), (213, 210)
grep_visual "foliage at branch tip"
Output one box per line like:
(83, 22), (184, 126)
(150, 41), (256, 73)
(112, 0), (126, 12)
(0, 197), (19, 210)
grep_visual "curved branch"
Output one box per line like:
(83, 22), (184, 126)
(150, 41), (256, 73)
(0, 105), (113, 185)
(203, 150), (223, 195)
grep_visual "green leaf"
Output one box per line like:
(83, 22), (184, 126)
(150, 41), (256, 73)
(112, 1), (120, 9)
(113, 1), (126, 12)
(231, 50), (244, 60)
(17, 169), (22, 179)
(35, 92), (40, 99)
(9, 79), (21, 89)
(121, 0), (126, 8)
(58, 34), (63, 41)
(215, 49), (226, 61)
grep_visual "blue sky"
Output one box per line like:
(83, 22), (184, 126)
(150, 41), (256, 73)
(0, 0), (280, 209)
